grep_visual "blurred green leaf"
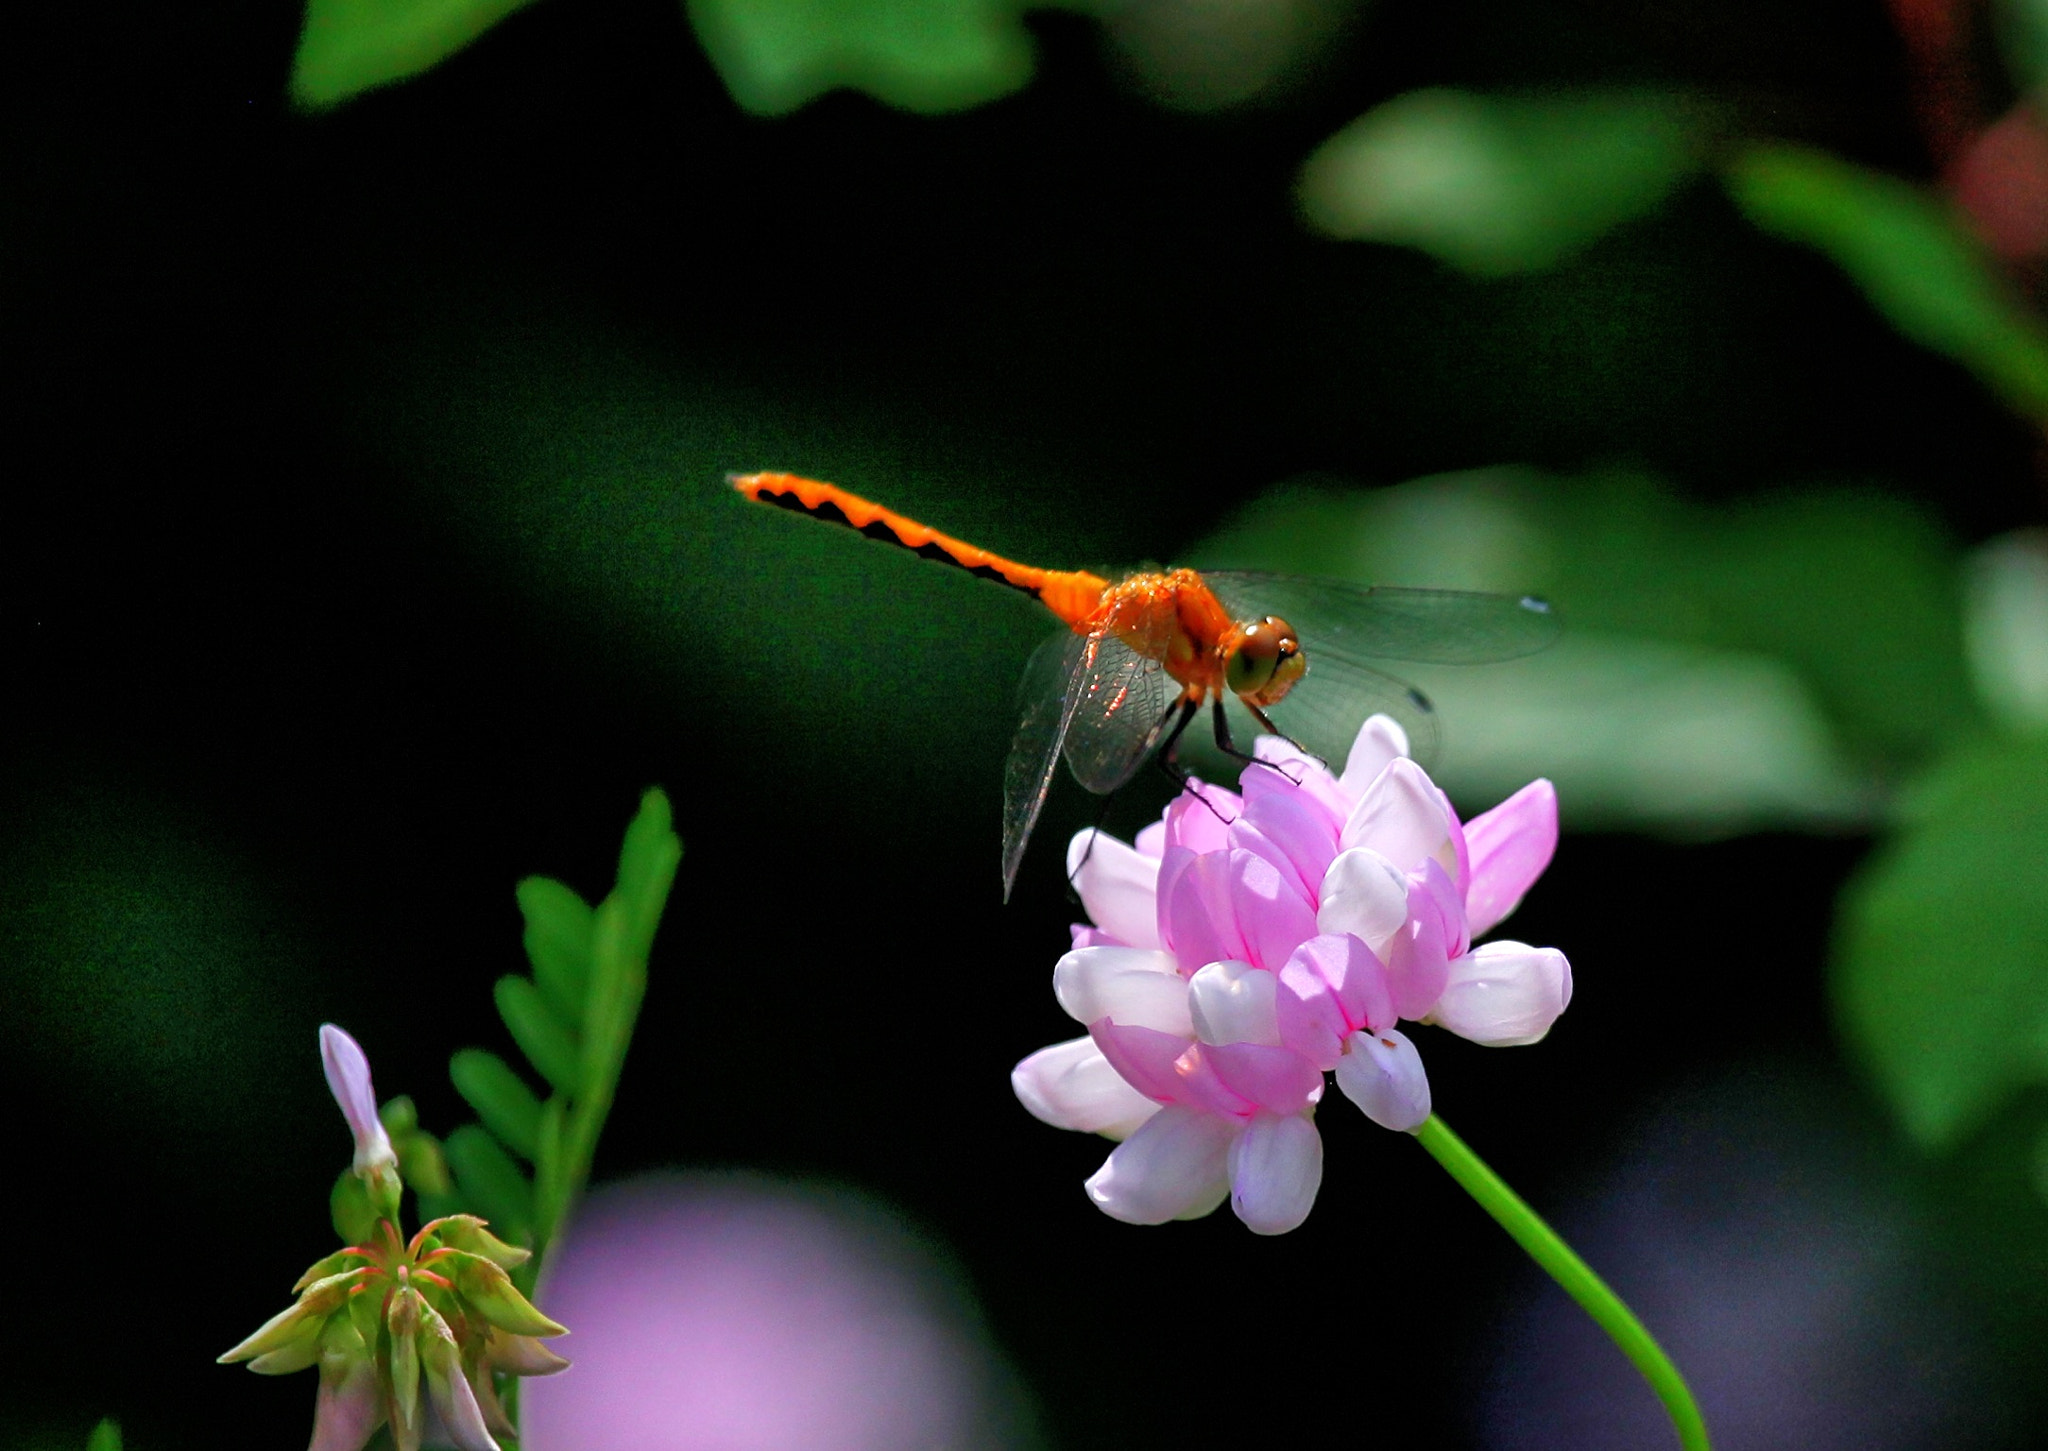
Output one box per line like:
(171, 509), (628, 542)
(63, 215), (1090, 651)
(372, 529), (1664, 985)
(86, 1421), (121, 1451)
(450, 1048), (545, 1162)
(330, 1167), (377, 1244)
(1551, 478), (1969, 763)
(1195, 470), (1967, 829)
(1835, 736), (2048, 1151)
(395, 1127), (453, 1197)
(1994, 0), (2048, 91)
(381, 1096), (454, 1196)
(1965, 531), (2048, 731)
(443, 1124), (535, 1243)
(494, 975), (583, 1096)
(1298, 88), (1709, 276)
(1725, 144), (2048, 418)
(290, 0), (539, 110)
(517, 876), (595, 1025)
(685, 0), (1040, 114)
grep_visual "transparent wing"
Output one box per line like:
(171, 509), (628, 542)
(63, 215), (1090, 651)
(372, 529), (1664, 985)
(1242, 652), (1441, 768)
(1002, 630), (1090, 901)
(1202, 574), (1558, 664)
(1001, 625), (1177, 899)
(1059, 631), (1174, 795)
(1200, 573), (1556, 771)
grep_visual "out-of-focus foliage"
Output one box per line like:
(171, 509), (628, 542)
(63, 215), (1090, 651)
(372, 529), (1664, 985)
(86, 1421), (121, 1451)
(1298, 89), (1710, 276)
(686, 0), (1053, 114)
(1834, 737), (2048, 1152)
(1994, 0), (2048, 90)
(1966, 532), (2048, 732)
(291, 0), (540, 109)
(434, 789), (681, 1290)
(290, 0), (1069, 114)
(1194, 469), (1964, 829)
(1104, 0), (1356, 111)
(1725, 145), (2048, 420)
(1834, 532), (2048, 1161)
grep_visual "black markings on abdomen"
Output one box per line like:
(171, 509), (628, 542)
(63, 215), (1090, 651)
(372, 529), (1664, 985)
(760, 485), (1042, 598)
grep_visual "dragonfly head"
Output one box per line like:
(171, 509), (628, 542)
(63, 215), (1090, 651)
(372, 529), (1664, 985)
(1225, 615), (1306, 706)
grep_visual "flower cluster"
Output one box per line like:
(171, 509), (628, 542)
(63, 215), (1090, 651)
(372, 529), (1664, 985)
(221, 1026), (569, 1451)
(1012, 715), (1571, 1234)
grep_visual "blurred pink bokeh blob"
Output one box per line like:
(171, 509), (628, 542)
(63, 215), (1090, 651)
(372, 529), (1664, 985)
(521, 1174), (1032, 1451)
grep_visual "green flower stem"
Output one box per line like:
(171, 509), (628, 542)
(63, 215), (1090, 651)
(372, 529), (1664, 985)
(1414, 1114), (1710, 1451)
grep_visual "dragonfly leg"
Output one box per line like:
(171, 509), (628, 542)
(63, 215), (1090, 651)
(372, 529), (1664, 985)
(1150, 698), (1199, 790)
(1147, 696), (1239, 826)
(1064, 790), (1123, 903)
(1212, 698), (1306, 784)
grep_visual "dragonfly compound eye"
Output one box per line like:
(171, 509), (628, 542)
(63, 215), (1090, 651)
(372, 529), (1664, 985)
(1226, 616), (1306, 705)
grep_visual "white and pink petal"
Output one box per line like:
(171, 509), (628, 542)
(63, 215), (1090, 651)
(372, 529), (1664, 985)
(1333, 1027), (1432, 1132)
(1203, 1040), (1325, 1115)
(1160, 848), (1252, 969)
(1338, 714), (1412, 797)
(1161, 781), (1241, 853)
(1231, 850), (1319, 971)
(1089, 1021), (1198, 1105)
(1384, 880), (1454, 1022)
(1067, 829), (1165, 949)
(1461, 778), (1558, 938)
(1187, 959), (1283, 1047)
(1246, 733), (1353, 824)
(1340, 757), (1458, 879)
(1413, 856), (1471, 958)
(1053, 946), (1191, 1035)
(310, 1348), (385, 1451)
(1228, 1112), (1324, 1235)
(1085, 1105), (1237, 1225)
(1316, 847), (1410, 953)
(1012, 1036), (1162, 1138)
(1275, 933), (1394, 1070)
(1232, 779), (1343, 908)
(1428, 941), (1572, 1046)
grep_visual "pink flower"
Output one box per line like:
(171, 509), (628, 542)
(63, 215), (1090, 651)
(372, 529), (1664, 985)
(1012, 715), (1572, 1234)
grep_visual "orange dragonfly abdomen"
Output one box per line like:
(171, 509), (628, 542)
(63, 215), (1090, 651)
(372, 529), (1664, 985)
(734, 472), (1237, 705)
(732, 472), (1113, 631)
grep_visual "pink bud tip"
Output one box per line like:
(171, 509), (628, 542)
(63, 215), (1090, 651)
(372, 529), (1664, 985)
(319, 1023), (397, 1176)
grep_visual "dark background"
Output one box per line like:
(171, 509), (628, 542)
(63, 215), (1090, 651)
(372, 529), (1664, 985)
(5, 0), (2043, 1447)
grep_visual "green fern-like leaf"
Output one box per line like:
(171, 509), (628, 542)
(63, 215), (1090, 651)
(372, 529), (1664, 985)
(439, 789), (680, 1266)
(516, 875), (595, 1024)
(494, 975), (583, 1095)
(451, 1048), (545, 1161)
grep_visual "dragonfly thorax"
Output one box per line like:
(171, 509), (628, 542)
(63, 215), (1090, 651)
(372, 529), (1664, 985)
(1090, 571), (1306, 709)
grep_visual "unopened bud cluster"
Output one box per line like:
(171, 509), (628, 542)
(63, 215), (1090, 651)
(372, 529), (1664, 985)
(221, 1026), (569, 1451)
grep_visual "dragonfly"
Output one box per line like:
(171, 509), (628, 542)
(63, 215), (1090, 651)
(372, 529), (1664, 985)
(733, 471), (1557, 899)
